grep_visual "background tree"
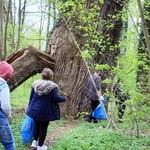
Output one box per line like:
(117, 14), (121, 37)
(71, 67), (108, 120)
(16, 0), (27, 50)
(0, 0), (4, 60)
(4, 0), (12, 58)
(137, 0), (150, 94)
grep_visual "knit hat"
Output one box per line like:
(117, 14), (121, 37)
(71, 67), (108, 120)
(0, 61), (14, 81)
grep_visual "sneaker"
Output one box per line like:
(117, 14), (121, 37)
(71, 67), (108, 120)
(93, 119), (98, 123)
(31, 140), (38, 148)
(37, 145), (48, 150)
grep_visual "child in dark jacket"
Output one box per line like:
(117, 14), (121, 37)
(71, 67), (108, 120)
(26, 68), (67, 150)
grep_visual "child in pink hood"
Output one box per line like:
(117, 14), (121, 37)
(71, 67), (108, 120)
(0, 61), (15, 150)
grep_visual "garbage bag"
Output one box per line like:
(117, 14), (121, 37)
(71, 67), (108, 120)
(21, 115), (35, 144)
(92, 102), (107, 120)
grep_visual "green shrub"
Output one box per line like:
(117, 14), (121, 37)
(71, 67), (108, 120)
(50, 123), (150, 150)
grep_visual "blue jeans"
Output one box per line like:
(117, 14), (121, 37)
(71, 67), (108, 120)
(0, 109), (15, 150)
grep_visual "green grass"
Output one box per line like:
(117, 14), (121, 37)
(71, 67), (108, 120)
(50, 122), (150, 150)
(0, 113), (149, 150)
(11, 74), (40, 110)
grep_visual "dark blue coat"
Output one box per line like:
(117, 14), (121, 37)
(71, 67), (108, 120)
(26, 87), (66, 121)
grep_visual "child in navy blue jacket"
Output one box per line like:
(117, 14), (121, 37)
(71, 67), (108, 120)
(26, 68), (67, 150)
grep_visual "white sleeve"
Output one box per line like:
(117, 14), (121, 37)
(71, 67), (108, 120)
(1, 87), (11, 117)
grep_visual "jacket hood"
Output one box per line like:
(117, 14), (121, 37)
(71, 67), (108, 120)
(32, 79), (58, 95)
(0, 61), (14, 81)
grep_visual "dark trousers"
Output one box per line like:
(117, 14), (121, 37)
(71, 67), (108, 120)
(33, 120), (49, 146)
(89, 100), (100, 121)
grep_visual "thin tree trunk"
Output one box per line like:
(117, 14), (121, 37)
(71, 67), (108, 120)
(0, 0), (4, 60)
(137, 0), (150, 59)
(16, 0), (21, 50)
(8, 0), (15, 54)
(38, 0), (43, 50)
(137, 0), (150, 93)
(53, 2), (57, 25)
(22, 0), (26, 26)
(4, 0), (11, 58)
(46, 0), (51, 50)
(12, 0), (16, 51)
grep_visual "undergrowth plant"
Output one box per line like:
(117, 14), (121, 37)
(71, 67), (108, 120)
(50, 122), (150, 150)
(110, 0), (150, 138)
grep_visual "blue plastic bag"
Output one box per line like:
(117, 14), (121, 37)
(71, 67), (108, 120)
(21, 115), (35, 144)
(92, 101), (107, 120)
(102, 95), (108, 103)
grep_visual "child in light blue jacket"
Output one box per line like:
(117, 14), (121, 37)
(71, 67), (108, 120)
(0, 61), (15, 150)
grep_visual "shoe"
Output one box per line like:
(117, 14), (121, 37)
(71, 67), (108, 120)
(31, 140), (38, 148)
(93, 119), (98, 123)
(37, 145), (48, 150)
(85, 118), (92, 123)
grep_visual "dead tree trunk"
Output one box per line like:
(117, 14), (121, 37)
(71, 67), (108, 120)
(7, 45), (55, 92)
(47, 0), (126, 116)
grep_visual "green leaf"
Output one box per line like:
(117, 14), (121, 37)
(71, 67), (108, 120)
(102, 78), (112, 84)
(99, 0), (104, 4)
(81, 50), (92, 58)
(94, 64), (110, 70)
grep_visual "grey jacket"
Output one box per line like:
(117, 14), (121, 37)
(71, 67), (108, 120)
(86, 74), (101, 101)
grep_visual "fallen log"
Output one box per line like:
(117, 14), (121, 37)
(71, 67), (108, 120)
(7, 45), (55, 92)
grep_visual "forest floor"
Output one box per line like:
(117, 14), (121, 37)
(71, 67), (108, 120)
(45, 119), (79, 148)
(27, 116), (150, 150)
(28, 117), (80, 150)
(45, 118), (150, 149)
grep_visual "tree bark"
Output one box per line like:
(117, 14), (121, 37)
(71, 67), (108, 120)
(7, 45), (55, 92)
